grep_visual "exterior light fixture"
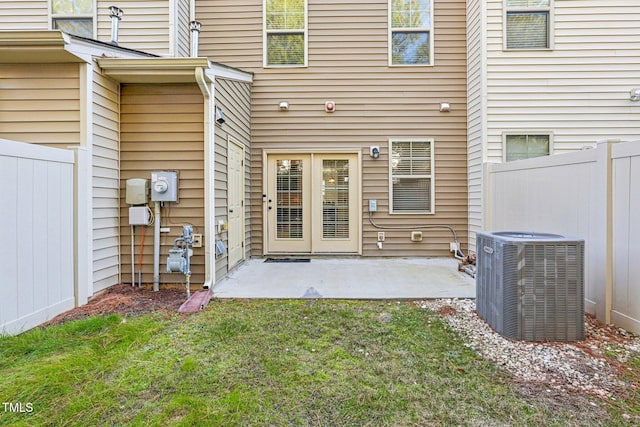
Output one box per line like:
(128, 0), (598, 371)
(369, 146), (380, 159)
(215, 107), (225, 124)
(279, 101), (289, 111)
(630, 89), (640, 102)
(439, 102), (451, 112)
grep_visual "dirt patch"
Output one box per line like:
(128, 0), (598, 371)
(45, 284), (188, 326)
(436, 305), (457, 316)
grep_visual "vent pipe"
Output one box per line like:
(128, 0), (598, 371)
(109, 6), (124, 45)
(190, 21), (201, 57)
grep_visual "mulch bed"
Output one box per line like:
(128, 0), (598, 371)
(44, 284), (189, 326)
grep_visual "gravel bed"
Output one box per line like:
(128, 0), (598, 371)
(416, 299), (640, 399)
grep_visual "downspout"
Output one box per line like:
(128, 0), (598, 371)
(195, 66), (215, 290)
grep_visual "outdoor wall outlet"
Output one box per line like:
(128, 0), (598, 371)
(450, 242), (459, 252)
(377, 232), (385, 242)
(192, 234), (203, 248)
(411, 231), (423, 242)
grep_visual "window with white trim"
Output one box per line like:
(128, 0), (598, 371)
(505, 0), (551, 50)
(390, 139), (434, 213)
(504, 133), (551, 161)
(389, 0), (433, 65)
(51, 0), (94, 38)
(264, 0), (307, 67)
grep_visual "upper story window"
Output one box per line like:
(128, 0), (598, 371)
(264, 0), (307, 67)
(51, 0), (94, 38)
(389, 139), (435, 214)
(505, 0), (552, 50)
(389, 0), (433, 66)
(504, 133), (551, 161)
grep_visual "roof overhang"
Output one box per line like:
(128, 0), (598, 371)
(0, 31), (88, 63)
(96, 57), (213, 84)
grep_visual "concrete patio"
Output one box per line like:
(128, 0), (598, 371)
(212, 257), (476, 299)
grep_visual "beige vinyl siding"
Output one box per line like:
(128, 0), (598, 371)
(198, 0), (468, 257)
(214, 77), (252, 279)
(197, 2), (262, 69)
(0, 0), (48, 30)
(96, 0), (170, 55)
(175, 0), (192, 57)
(92, 68), (121, 292)
(120, 84), (205, 285)
(0, 63), (80, 147)
(466, 0), (485, 253)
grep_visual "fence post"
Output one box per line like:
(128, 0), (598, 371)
(482, 162), (497, 232)
(594, 139), (618, 324)
(69, 147), (91, 306)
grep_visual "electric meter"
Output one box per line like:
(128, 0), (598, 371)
(151, 171), (178, 202)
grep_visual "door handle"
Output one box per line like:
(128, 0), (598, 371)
(229, 209), (234, 213)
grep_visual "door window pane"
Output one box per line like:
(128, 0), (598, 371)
(322, 160), (350, 239)
(276, 160), (304, 239)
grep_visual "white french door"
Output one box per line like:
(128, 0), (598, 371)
(266, 153), (359, 254)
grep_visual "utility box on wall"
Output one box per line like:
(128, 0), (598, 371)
(125, 178), (149, 205)
(151, 171), (178, 202)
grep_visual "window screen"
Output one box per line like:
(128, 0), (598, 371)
(51, 0), (94, 38)
(390, 0), (432, 65)
(390, 139), (434, 213)
(505, 0), (551, 49)
(505, 134), (550, 161)
(265, 0), (306, 66)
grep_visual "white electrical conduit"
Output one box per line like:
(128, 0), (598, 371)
(130, 225), (135, 287)
(153, 201), (161, 292)
(368, 211), (465, 259)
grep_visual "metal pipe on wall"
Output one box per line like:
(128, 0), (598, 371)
(153, 201), (161, 292)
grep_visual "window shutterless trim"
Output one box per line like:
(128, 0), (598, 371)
(388, 138), (435, 214)
(388, 0), (434, 67)
(49, 0), (96, 38)
(503, 0), (554, 51)
(263, 0), (308, 68)
(502, 131), (554, 162)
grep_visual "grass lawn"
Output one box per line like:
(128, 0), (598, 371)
(0, 299), (636, 426)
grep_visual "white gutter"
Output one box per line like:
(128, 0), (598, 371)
(195, 66), (215, 290)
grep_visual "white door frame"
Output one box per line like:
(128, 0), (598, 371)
(262, 148), (362, 255)
(227, 137), (245, 268)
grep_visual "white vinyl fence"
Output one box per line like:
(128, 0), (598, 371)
(485, 140), (640, 334)
(0, 139), (89, 335)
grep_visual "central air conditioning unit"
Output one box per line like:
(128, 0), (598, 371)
(476, 231), (585, 342)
